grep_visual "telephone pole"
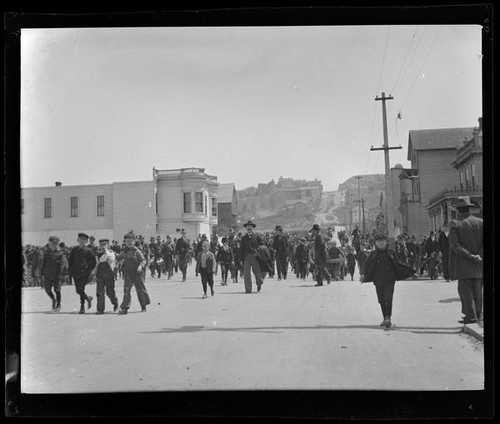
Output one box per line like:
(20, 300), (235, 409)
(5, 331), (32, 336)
(371, 92), (402, 249)
(354, 198), (366, 232)
(355, 175), (362, 229)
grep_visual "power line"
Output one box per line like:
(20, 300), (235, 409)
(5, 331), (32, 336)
(392, 26), (427, 98)
(390, 25), (419, 95)
(400, 26), (443, 109)
(376, 26), (391, 94)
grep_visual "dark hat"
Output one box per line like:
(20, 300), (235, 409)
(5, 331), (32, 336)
(453, 196), (474, 209)
(300, 237), (306, 242)
(99, 238), (109, 243)
(222, 237), (227, 243)
(228, 228), (235, 233)
(156, 235), (161, 239)
(181, 228), (186, 233)
(275, 225), (282, 231)
(78, 233), (89, 239)
(310, 224), (320, 232)
(48, 236), (60, 243)
(89, 235), (95, 240)
(124, 232), (135, 239)
(244, 220), (256, 228)
(374, 232), (388, 241)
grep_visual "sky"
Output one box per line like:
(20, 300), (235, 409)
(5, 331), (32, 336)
(20, 25), (482, 192)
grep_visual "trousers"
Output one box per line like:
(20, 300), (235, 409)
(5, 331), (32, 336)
(243, 254), (263, 292)
(457, 278), (482, 321)
(96, 274), (118, 312)
(74, 276), (91, 305)
(120, 272), (150, 310)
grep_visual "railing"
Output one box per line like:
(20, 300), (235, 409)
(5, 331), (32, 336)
(427, 186), (483, 206)
(154, 167), (218, 181)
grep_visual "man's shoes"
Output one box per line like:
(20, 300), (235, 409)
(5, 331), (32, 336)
(458, 318), (477, 324)
(202, 293), (208, 299)
(211, 288), (214, 296)
(257, 284), (261, 293)
(118, 308), (128, 315)
(314, 284), (323, 286)
(245, 290), (251, 294)
(141, 306), (147, 312)
(96, 311), (104, 315)
(86, 296), (93, 310)
(54, 303), (61, 312)
(51, 298), (57, 311)
(79, 306), (85, 314)
(182, 278), (186, 282)
(278, 277), (281, 281)
(113, 303), (118, 312)
(380, 319), (388, 327)
(384, 317), (392, 328)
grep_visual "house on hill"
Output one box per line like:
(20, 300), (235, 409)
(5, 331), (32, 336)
(217, 183), (238, 231)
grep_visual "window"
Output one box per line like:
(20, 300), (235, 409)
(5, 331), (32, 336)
(70, 196), (78, 217)
(44, 198), (52, 218)
(211, 198), (217, 216)
(183, 192), (191, 213)
(460, 172), (464, 191)
(305, 189), (312, 197)
(155, 187), (158, 214)
(471, 164), (476, 189)
(205, 195), (208, 215)
(97, 195), (105, 216)
(195, 192), (203, 213)
(21, 199), (24, 214)
(465, 168), (470, 190)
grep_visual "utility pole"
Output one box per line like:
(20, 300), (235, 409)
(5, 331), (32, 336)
(354, 198), (366, 233)
(355, 176), (362, 229)
(371, 92), (402, 249)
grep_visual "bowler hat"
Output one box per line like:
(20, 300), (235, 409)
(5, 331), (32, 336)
(124, 232), (135, 239)
(244, 220), (256, 228)
(99, 238), (109, 243)
(78, 233), (89, 239)
(310, 224), (320, 232)
(275, 225), (283, 231)
(374, 232), (388, 241)
(49, 236), (60, 243)
(453, 196), (474, 209)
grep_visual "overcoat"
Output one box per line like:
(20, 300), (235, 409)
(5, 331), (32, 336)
(448, 215), (483, 280)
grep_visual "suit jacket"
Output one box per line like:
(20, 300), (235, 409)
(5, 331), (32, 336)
(196, 251), (216, 274)
(448, 215), (483, 280)
(438, 231), (450, 255)
(240, 233), (263, 260)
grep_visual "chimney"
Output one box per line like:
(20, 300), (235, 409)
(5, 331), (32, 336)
(55, 181), (62, 187)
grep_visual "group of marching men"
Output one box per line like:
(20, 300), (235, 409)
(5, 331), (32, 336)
(27, 195), (483, 328)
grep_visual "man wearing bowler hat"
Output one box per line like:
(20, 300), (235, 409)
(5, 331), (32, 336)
(449, 196), (483, 325)
(95, 239), (119, 314)
(69, 233), (96, 314)
(240, 220), (265, 293)
(273, 225), (289, 281)
(116, 232), (150, 314)
(310, 224), (331, 286)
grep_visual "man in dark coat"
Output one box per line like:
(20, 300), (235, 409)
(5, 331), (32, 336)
(175, 229), (191, 282)
(273, 225), (289, 280)
(95, 239), (119, 314)
(68, 233), (96, 314)
(310, 224), (331, 286)
(449, 197), (483, 325)
(438, 223), (451, 281)
(37, 236), (68, 311)
(360, 232), (415, 328)
(239, 220), (265, 293)
(161, 236), (175, 280)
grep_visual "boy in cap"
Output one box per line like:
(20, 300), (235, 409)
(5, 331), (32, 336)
(217, 237), (233, 285)
(360, 233), (414, 328)
(95, 239), (119, 314)
(196, 241), (217, 298)
(37, 236), (68, 312)
(69, 233), (96, 314)
(116, 232), (150, 314)
(294, 237), (309, 281)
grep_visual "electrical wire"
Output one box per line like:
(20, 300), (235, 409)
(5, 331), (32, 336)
(376, 26), (391, 94)
(390, 25), (419, 96)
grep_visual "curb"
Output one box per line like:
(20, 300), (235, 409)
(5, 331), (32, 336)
(463, 323), (484, 342)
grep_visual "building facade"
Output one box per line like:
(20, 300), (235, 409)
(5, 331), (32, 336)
(216, 183), (238, 232)
(398, 126), (476, 236)
(425, 118), (483, 229)
(22, 167), (220, 246)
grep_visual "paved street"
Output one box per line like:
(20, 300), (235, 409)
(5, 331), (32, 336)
(21, 267), (484, 393)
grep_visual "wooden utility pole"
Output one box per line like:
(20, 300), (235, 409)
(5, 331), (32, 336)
(371, 92), (402, 249)
(354, 198), (366, 232)
(355, 176), (362, 228)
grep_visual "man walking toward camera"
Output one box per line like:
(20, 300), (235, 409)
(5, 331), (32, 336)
(449, 196), (483, 325)
(69, 233), (96, 314)
(95, 238), (119, 314)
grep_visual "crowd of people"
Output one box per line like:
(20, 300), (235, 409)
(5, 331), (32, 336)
(22, 196), (483, 328)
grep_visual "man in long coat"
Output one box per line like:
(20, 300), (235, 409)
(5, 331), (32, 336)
(175, 229), (191, 282)
(448, 197), (483, 324)
(273, 225), (289, 280)
(69, 233), (96, 314)
(310, 224), (331, 286)
(240, 220), (265, 293)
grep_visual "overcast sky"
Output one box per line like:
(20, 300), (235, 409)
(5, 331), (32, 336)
(20, 25), (482, 191)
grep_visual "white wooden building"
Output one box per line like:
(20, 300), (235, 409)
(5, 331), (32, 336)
(21, 167), (219, 246)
